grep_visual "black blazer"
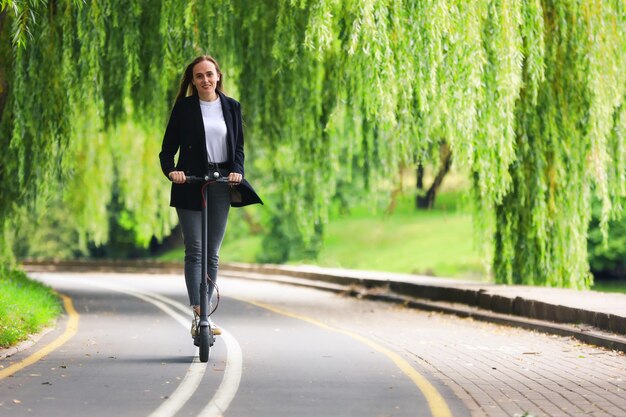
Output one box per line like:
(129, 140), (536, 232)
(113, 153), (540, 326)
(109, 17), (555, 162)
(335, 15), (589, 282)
(159, 91), (263, 210)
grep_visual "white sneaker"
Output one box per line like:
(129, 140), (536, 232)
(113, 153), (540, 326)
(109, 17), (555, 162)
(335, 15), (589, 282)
(192, 305), (221, 335)
(210, 319), (222, 336)
(191, 311), (199, 337)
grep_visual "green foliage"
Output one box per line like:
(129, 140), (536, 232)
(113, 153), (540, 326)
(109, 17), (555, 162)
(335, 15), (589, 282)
(588, 198), (626, 279)
(493, 2), (626, 288)
(0, 0), (210, 262)
(0, 265), (61, 348)
(256, 202), (324, 263)
(10, 201), (87, 260)
(1, 1), (626, 289)
(591, 280), (626, 294)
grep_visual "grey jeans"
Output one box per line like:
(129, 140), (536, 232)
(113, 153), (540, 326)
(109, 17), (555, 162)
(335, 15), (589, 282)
(176, 182), (231, 306)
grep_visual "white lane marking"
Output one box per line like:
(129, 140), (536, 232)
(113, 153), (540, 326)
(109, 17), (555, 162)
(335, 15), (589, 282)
(148, 357), (207, 417)
(86, 279), (243, 417)
(32, 273), (244, 417)
(84, 281), (206, 417)
(131, 289), (196, 318)
(197, 329), (243, 417)
(126, 288), (244, 417)
(102, 285), (191, 327)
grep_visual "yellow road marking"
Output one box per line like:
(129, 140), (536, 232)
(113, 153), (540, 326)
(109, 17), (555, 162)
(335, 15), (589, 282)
(237, 297), (453, 417)
(0, 294), (79, 380)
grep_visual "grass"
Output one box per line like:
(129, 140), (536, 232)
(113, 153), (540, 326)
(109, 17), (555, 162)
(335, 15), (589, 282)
(311, 193), (487, 279)
(0, 266), (62, 348)
(592, 280), (626, 294)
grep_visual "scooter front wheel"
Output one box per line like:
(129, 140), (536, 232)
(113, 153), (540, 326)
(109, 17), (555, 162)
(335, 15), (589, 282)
(199, 326), (212, 362)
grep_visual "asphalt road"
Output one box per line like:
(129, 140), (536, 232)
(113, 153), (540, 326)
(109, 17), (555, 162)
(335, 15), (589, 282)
(1, 272), (625, 417)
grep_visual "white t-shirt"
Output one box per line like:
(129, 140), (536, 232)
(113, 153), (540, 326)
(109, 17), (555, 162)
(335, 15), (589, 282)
(199, 97), (228, 163)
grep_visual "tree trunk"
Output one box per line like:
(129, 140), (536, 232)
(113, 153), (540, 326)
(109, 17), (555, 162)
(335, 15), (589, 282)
(385, 166), (405, 215)
(149, 224), (183, 256)
(416, 164), (424, 190)
(416, 142), (452, 209)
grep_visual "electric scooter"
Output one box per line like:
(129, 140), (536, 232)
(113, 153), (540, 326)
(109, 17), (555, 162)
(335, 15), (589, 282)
(185, 172), (228, 362)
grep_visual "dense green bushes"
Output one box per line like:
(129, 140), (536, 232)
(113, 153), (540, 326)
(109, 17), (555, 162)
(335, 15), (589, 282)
(588, 199), (626, 280)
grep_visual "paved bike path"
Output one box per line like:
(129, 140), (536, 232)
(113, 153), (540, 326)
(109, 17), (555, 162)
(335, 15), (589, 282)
(1, 273), (463, 417)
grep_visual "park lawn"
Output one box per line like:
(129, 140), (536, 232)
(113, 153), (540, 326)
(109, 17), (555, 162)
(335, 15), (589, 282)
(315, 208), (486, 278)
(303, 191), (488, 279)
(0, 267), (62, 348)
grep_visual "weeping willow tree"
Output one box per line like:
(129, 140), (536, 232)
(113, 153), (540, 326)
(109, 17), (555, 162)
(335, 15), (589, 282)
(492, 2), (626, 287)
(1, 0), (625, 288)
(0, 0), (234, 260)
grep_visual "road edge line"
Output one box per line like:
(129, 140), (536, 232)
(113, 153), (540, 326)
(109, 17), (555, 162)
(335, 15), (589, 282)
(0, 294), (79, 380)
(197, 330), (243, 417)
(236, 297), (453, 417)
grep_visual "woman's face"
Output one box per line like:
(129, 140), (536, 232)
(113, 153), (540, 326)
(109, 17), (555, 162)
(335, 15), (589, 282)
(192, 60), (220, 100)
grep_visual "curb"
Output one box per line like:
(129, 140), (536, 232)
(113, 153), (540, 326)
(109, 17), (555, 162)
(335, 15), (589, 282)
(221, 263), (626, 353)
(0, 327), (55, 361)
(21, 259), (183, 274)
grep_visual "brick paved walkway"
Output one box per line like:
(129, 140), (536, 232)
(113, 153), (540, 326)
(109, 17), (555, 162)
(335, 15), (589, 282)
(394, 315), (626, 417)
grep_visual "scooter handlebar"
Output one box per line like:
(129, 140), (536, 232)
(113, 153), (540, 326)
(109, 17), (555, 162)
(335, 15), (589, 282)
(185, 175), (209, 183)
(184, 175), (230, 184)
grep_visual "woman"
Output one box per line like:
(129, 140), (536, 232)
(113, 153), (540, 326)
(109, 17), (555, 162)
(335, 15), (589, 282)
(159, 55), (262, 339)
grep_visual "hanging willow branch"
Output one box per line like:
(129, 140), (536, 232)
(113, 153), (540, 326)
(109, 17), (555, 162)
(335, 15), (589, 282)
(1, 0), (625, 289)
